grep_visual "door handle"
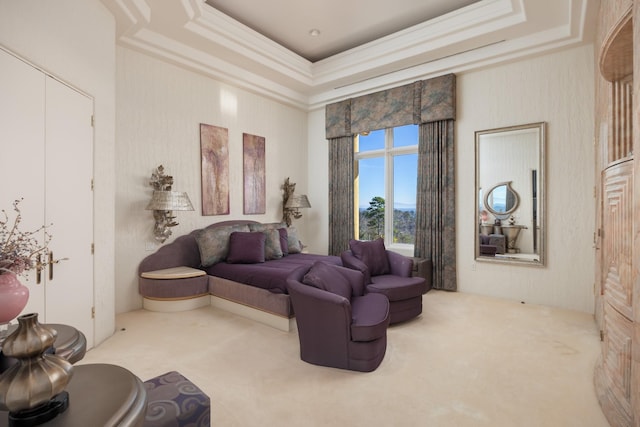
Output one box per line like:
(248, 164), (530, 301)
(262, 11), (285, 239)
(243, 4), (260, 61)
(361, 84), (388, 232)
(36, 254), (43, 285)
(48, 251), (54, 281)
(46, 251), (69, 282)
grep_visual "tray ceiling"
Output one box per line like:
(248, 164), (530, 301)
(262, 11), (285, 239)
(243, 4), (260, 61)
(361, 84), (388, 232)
(204, 0), (482, 62)
(100, 0), (597, 109)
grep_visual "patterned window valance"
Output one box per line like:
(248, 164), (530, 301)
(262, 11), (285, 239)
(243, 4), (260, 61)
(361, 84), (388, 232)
(325, 74), (456, 138)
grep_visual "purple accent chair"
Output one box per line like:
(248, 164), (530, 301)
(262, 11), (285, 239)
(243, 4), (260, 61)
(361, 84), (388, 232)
(479, 234), (497, 256)
(341, 238), (425, 324)
(286, 262), (390, 372)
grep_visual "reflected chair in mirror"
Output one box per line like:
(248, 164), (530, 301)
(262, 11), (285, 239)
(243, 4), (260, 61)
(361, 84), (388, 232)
(479, 235), (497, 256)
(478, 234), (506, 256)
(286, 262), (390, 372)
(340, 238), (428, 324)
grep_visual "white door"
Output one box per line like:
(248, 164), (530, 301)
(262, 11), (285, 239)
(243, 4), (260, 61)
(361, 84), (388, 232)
(0, 48), (46, 310)
(44, 76), (94, 347)
(0, 48), (94, 347)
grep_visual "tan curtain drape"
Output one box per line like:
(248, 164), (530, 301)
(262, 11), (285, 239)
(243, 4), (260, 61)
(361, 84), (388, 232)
(328, 136), (354, 255)
(325, 74), (456, 290)
(415, 120), (456, 291)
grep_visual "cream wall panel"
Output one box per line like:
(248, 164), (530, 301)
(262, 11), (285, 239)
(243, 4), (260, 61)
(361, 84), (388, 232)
(0, 0), (116, 344)
(115, 47), (309, 313)
(304, 110), (331, 255)
(308, 44), (595, 313)
(457, 44), (595, 313)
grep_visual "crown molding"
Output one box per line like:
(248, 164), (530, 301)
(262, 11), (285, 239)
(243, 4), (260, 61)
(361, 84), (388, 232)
(183, 0), (314, 85)
(310, 0), (520, 89)
(100, 0), (597, 110)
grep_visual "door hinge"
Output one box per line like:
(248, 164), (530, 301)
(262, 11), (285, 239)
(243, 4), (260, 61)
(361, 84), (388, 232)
(600, 330), (604, 341)
(91, 115), (95, 127)
(91, 306), (95, 319)
(91, 179), (94, 191)
(91, 243), (94, 255)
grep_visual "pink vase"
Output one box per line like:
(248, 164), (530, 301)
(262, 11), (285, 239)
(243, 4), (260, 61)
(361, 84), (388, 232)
(0, 272), (29, 324)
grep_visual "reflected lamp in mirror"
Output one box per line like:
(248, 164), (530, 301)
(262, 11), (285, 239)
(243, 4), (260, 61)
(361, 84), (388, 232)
(475, 122), (545, 266)
(283, 195), (311, 226)
(146, 190), (194, 243)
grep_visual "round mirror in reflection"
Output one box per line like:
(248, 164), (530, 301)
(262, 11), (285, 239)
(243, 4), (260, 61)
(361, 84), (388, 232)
(483, 181), (519, 217)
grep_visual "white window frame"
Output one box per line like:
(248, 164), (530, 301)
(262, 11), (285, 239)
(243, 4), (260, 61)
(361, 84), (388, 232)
(355, 127), (418, 256)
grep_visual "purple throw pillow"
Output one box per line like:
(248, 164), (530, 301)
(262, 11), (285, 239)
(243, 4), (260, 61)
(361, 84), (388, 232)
(226, 232), (266, 264)
(302, 261), (352, 300)
(278, 228), (289, 256)
(349, 238), (390, 276)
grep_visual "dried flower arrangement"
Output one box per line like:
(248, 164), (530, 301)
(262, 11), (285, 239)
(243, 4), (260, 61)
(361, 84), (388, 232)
(0, 199), (52, 276)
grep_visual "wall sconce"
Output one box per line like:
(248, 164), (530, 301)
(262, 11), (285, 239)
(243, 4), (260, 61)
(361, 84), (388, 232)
(146, 165), (194, 243)
(282, 177), (311, 226)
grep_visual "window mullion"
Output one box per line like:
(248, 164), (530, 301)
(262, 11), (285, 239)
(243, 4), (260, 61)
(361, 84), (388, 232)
(385, 129), (394, 243)
(355, 149), (385, 160)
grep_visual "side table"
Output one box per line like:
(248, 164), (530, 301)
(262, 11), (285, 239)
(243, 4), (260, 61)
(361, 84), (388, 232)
(0, 363), (148, 427)
(139, 266), (209, 312)
(410, 257), (433, 293)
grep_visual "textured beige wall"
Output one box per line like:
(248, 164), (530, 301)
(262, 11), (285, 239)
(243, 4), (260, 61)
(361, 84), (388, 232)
(114, 47), (309, 313)
(0, 0), (599, 336)
(118, 41), (596, 314)
(457, 44), (596, 313)
(309, 44), (596, 313)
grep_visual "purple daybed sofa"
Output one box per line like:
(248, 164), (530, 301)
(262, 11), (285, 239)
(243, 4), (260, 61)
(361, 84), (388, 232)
(138, 220), (341, 324)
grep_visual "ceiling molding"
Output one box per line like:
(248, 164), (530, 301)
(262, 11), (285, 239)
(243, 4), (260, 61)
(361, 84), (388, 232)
(120, 28), (311, 109)
(184, 0), (314, 83)
(309, 0), (523, 92)
(101, 0), (597, 110)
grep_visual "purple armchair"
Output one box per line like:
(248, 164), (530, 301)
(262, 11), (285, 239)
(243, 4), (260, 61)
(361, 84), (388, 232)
(286, 261), (390, 372)
(341, 238), (425, 324)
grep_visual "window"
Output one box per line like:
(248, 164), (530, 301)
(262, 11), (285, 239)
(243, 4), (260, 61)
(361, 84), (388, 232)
(355, 125), (418, 248)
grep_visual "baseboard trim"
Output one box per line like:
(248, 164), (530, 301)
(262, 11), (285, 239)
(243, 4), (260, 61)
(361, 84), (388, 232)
(143, 295), (210, 312)
(210, 296), (296, 332)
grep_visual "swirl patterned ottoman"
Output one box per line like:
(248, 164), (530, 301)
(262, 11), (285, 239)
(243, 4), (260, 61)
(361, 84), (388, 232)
(143, 371), (210, 427)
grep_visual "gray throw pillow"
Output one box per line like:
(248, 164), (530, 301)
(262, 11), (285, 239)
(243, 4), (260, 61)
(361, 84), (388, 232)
(263, 229), (284, 260)
(248, 222), (286, 232)
(286, 226), (303, 253)
(195, 224), (250, 267)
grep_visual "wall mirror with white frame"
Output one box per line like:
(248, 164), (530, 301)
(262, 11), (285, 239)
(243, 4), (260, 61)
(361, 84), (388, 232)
(475, 122), (546, 266)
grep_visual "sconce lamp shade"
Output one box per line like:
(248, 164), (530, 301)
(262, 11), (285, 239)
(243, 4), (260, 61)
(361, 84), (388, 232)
(146, 191), (194, 211)
(285, 194), (311, 209)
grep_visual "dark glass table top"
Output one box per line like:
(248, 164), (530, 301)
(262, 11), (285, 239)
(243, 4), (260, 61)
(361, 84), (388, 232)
(0, 363), (148, 427)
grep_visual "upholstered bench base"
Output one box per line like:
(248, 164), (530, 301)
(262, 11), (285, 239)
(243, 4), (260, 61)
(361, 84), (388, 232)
(140, 267), (208, 300)
(143, 371), (210, 427)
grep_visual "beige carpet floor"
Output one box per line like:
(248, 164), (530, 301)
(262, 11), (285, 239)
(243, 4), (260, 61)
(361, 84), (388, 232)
(80, 290), (610, 426)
